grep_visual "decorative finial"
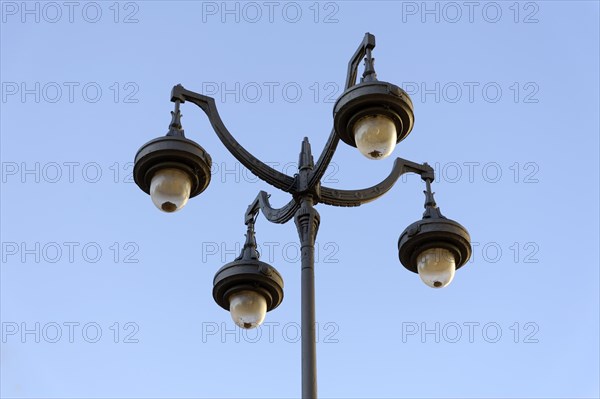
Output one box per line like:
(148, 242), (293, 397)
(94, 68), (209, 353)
(298, 137), (314, 171)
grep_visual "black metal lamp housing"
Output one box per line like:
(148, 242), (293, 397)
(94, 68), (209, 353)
(213, 225), (284, 329)
(133, 106), (212, 212)
(333, 53), (414, 160)
(398, 188), (471, 288)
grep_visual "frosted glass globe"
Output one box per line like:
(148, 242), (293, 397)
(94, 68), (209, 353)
(353, 115), (397, 160)
(150, 168), (192, 213)
(229, 290), (267, 329)
(417, 248), (456, 288)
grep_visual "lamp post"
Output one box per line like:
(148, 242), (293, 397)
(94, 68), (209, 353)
(133, 32), (472, 399)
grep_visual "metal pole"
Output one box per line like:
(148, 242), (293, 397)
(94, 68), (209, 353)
(295, 196), (320, 399)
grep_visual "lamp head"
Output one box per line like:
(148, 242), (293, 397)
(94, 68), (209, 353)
(213, 224), (284, 329)
(398, 188), (471, 288)
(133, 106), (212, 212)
(333, 52), (414, 160)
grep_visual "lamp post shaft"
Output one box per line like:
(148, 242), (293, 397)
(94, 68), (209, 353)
(301, 234), (317, 399)
(295, 196), (320, 399)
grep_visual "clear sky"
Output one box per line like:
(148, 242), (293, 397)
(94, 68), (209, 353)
(1, 1), (599, 398)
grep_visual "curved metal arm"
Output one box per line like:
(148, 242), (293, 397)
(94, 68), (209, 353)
(171, 84), (297, 193)
(306, 128), (339, 193)
(246, 191), (300, 225)
(345, 32), (376, 90)
(306, 33), (376, 192)
(319, 158), (434, 207)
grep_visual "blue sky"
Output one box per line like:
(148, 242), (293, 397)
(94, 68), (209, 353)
(1, 1), (599, 398)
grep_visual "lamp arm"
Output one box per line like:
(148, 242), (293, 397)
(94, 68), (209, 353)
(245, 191), (300, 225)
(306, 32), (376, 191)
(170, 84), (297, 193)
(319, 158), (435, 207)
(345, 32), (376, 91)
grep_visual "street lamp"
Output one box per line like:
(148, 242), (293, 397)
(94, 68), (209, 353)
(333, 44), (413, 159)
(398, 180), (472, 288)
(213, 218), (284, 329)
(133, 32), (472, 399)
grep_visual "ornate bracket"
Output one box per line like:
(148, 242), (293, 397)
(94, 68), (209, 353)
(319, 158), (434, 207)
(170, 84), (296, 194)
(245, 191), (300, 226)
